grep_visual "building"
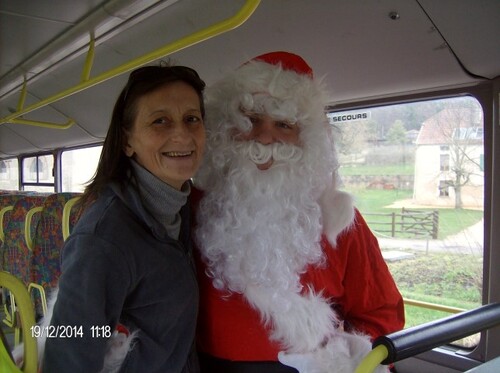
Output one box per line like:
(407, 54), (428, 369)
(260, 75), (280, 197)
(414, 106), (484, 208)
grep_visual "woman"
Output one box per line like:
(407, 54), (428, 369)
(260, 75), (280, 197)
(43, 63), (206, 372)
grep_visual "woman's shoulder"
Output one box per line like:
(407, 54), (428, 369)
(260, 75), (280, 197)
(74, 186), (138, 235)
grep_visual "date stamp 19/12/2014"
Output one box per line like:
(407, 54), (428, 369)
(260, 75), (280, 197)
(30, 325), (112, 339)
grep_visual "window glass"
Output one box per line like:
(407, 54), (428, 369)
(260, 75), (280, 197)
(61, 146), (102, 192)
(21, 154), (54, 191)
(330, 96), (484, 348)
(0, 158), (19, 190)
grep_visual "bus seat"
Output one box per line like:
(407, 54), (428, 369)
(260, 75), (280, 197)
(1, 196), (47, 284)
(355, 302), (500, 373)
(0, 271), (37, 373)
(29, 193), (81, 317)
(0, 194), (27, 248)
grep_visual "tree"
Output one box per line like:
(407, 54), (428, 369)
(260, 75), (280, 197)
(422, 99), (483, 208)
(387, 120), (407, 144)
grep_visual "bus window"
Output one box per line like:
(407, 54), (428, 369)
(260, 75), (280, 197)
(61, 145), (102, 192)
(22, 154), (54, 193)
(330, 96), (484, 348)
(0, 158), (19, 190)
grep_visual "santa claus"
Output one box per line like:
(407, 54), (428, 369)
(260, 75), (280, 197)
(192, 51), (404, 373)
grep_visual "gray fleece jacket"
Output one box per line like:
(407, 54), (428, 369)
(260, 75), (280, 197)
(43, 177), (199, 372)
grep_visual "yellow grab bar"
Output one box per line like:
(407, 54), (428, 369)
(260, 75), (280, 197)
(28, 282), (48, 317)
(354, 344), (389, 373)
(403, 298), (466, 314)
(62, 196), (81, 241)
(0, 271), (38, 373)
(0, 0), (261, 128)
(0, 205), (14, 242)
(25, 207), (43, 251)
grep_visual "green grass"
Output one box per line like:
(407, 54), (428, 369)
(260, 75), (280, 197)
(386, 251), (483, 328)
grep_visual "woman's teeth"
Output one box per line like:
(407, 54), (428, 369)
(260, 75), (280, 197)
(164, 151), (192, 157)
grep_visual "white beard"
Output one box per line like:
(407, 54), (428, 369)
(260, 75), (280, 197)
(195, 141), (327, 295)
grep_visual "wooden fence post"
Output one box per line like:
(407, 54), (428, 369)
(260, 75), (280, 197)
(432, 210), (439, 239)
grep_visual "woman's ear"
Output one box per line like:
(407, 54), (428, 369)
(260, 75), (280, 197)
(124, 142), (134, 157)
(123, 131), (135, 157)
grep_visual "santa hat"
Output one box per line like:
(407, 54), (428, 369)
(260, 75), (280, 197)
(250, 51), (314, 78)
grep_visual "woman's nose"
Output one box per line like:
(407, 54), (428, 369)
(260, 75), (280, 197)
(171, 123), (191, 143)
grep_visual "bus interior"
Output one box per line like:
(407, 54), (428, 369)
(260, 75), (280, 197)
(1, 0), (499, 372)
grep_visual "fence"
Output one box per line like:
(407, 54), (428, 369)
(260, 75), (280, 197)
(364, 208), (439, 239)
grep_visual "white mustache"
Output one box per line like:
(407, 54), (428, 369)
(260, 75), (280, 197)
(238, 141), (303, 165)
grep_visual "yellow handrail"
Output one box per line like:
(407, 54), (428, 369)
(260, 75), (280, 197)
(0, 205), (14, 242)
(354, 345), (389, 373)
(24, 206), (43, 251)
(28, 283), (48, 317)
(0, 271), (37, 373)
(404, 298), (466, 314)
(10, 118), (75, 130)
(62, 196), (81, 241)
(10, 78), (75, 129)
(0, 0), (261, 129)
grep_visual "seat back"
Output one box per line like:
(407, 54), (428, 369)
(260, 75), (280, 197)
(2, 196), (46, 284)
(0, 194), (25, 247)
(30, 193), (82, 292)
(0, 194), (27, 271)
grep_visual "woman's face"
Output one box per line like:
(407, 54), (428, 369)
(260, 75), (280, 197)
(124, 81), (205, 189)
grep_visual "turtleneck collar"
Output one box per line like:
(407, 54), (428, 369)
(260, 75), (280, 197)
(130, 160), (190, 240)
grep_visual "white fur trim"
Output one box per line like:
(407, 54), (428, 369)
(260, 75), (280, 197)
(319, 186), (355, 246)
(316, 331), (389, 373)
(244, 285), (338, 352)
(100, 330), (137, 373)
(279, 331), (389, 373)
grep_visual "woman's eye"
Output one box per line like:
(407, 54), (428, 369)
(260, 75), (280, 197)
(186, 115), (201, 124)
(152, 117), (168, 125)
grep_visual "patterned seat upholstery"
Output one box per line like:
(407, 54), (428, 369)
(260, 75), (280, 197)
(1, 195), (47, 284)
(0, 194), (25, 250)
(30, 193), (82, 292)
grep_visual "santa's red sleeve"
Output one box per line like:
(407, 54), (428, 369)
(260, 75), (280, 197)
(304, 209), (405, 339)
